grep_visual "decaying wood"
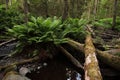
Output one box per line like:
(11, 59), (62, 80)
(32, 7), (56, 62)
(104, 49), (120, 54)
(96, 49), (120, 71)
(67, 38), (84, 51)
(0, 56), (39, 70)
(67, 39), (120, 71)
(84, 34), (102, 80)
(0, 38), (16, 47)
(59, 46), (83, 69)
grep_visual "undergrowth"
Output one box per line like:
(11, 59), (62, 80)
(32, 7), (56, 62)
(93, 17), (120, 31)
(0, 7), (24, 34)
(7, 16), (88, 55)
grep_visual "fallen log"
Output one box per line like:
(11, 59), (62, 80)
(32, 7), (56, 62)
(59, 46), (83, 69)
(67, 39), (120, 71)
(67, 39), (84, 51)
(104, 49), (120, 55)
(84, 34), (102, 80)
(96, 50), (120, 71)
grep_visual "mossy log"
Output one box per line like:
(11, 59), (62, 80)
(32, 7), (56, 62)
(104, 49), (120, 54)
(96, 50), (120, 71)
(67, 39), (120, 71)
(84, 34), (102, 80)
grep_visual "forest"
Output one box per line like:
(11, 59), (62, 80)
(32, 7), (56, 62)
(0, 0), (120, 80)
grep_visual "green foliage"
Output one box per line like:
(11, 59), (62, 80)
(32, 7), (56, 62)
(8, 16), (87, 54)
(0, 7), (24, 34)
(63, 18), (87, 41)
(93, 17), (120, 31)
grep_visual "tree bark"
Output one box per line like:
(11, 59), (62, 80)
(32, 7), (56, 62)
(45, 0), (49, 17)
(67, 39), (120, 71)
(104, 49), (120, 55)
(84, 34), (102, 80)
(62, 0), (69, 21)
(96, 49), (120, 71)
(24, 0), (29, 23)
(112, 0), (118, 29)
(5, 0), (9, 10)
(93, 0), (98, 19)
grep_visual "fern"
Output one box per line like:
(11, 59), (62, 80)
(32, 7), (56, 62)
(7, 16), (87, 54)
(0, 7), (24, 34)
(93, 17), (120, 30)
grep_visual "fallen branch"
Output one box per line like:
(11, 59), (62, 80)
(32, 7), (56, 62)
(0, 56), (39, 70)
(59, 46), (83, 69)
(84, 34), (102, 80)
(67, 39), (120, 71)
(0, 38), (16, 47)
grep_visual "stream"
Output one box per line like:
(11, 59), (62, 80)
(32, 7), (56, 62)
(0, 42), (120, 80)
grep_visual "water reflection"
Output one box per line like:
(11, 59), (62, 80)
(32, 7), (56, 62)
(66, 68), (81, 80)
(26, 58), (82, 80)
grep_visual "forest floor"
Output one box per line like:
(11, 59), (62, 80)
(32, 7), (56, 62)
(93, 26), (120, 51)
(0, 27), (120, 80)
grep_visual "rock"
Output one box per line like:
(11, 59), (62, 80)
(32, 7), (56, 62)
(2, 71), (31, 80)
(19, 67), (31, 76)
(2, 66), (31, 80)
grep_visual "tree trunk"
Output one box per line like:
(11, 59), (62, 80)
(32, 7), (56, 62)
(6, 0), (9, 10)
(84, 34), (102, 80)
(70, 0), (75, 18)
(112, 0), (118, 29)
(8, 0), (12, 6)
(43, 0), (49, 17)
(93, 0), (98, 19)
(24, 0), (29, 23)
(67, 39), (120, 71)
(62, 0), (69, 21)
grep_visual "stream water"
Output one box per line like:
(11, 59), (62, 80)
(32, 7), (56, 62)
(24, 54), (83, 80)
(23, 53), (120, 80)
